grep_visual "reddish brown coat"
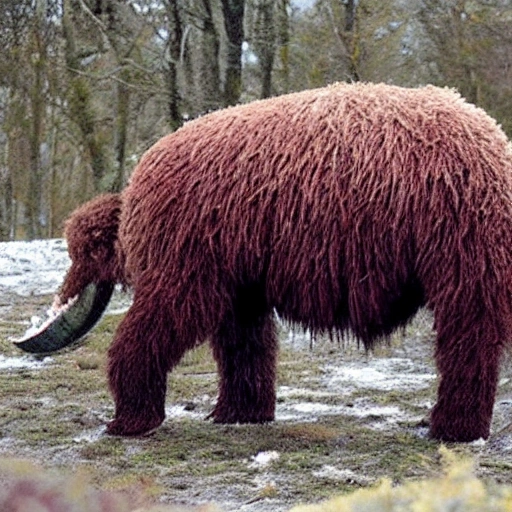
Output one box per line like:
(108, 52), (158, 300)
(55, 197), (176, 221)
(63, 83), (512, 441)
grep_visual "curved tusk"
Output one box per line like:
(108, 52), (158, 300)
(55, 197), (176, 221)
(13, 282), (114, 354)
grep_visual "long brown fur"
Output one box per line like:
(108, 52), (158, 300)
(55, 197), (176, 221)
(60, 193), (124, 301)
(62, 82), (512, 442)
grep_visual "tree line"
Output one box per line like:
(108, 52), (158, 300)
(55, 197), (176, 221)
(0, 0), (511, 240)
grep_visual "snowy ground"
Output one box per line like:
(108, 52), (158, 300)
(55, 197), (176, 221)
(0, 238), (70, 297)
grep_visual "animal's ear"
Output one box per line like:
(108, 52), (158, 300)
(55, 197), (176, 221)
(89, 242), (110, 263)
(88, 228), (115, 262)
(64, 193), (121, 264)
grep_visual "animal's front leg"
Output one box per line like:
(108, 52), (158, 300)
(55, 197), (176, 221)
(106, 294), (186, 436)
(210, 300), (278, 424)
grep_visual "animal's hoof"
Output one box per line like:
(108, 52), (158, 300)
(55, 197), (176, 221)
(429, 425), (490, 443)
(106, 416), (164, 437)
(209, 407), (274, 424)
(430, 406), (491, 442)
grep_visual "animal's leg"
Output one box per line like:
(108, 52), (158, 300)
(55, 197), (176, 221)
(210, 286), (278, 423)
(106, 293), (188, 436)
(430, 312), (505, 442)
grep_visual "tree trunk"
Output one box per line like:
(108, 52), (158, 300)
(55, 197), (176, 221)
(221, 0), (245, 106)
(253, 0), (275, 99)
(26, 0), (46, 240)
(0, 138), (13, 240)
(62, 0), (110, 193)
(198, 0), (222, 112)
(276, 0), (290, 94)
(112, 76), (130, 192)
(166, 0), (183, 131)
(344, 0), (360, 82)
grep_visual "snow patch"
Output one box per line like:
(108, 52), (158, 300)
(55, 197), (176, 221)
(249, 451), (280, 469)
(325, 357), (436, 391)
(276, 399), (410, 424)
(278, 387), (334, 399)
(275, 358), (435, 425)
(165, 404), (205, 420)
(0, 355), (52, 370)
(72, 426), (107, 443)
(0, 239), (70, 296)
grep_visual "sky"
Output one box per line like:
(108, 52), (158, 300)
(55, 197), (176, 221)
(292, 0), (315, 10)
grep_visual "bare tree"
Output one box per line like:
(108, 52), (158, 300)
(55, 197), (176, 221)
(0, 0), (60, 239)
(343, 0), (360, 81)
(221, 0), (245, 105)
(251, 0), (276, 98)
(418, 0), (512, 136)
(419, 0), (482, 103)
(181, 0), (222, 113)
(164, 0), (185, 131)
(62, 0), (113, 193)
(275, 0), (290, 94)
(25, 0), (48, 239)
(0, 0), (25, 239)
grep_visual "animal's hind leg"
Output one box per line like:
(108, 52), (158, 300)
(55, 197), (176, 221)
(430, 306), (505, 442)
(106, 291), (189, 436)
(210, 285), (278, 423)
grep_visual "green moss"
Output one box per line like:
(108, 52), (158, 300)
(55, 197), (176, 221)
(80, 438), (126, 459)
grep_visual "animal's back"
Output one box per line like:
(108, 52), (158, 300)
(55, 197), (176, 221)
(119, 82), (512, 340)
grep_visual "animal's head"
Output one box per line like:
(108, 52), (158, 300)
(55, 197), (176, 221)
(60, 193), (124, 302)
(14, 193), (125, 354)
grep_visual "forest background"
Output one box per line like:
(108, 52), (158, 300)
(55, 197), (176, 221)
(1, 0), (511, 241)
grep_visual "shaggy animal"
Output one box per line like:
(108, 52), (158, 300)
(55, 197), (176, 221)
(17, 82), (512, 442)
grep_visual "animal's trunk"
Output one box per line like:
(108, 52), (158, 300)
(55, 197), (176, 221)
(14, 193), (125, 354)
(14, 281), (114, 354)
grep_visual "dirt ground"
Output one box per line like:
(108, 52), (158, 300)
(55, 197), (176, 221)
(2, 289), (512, 511)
